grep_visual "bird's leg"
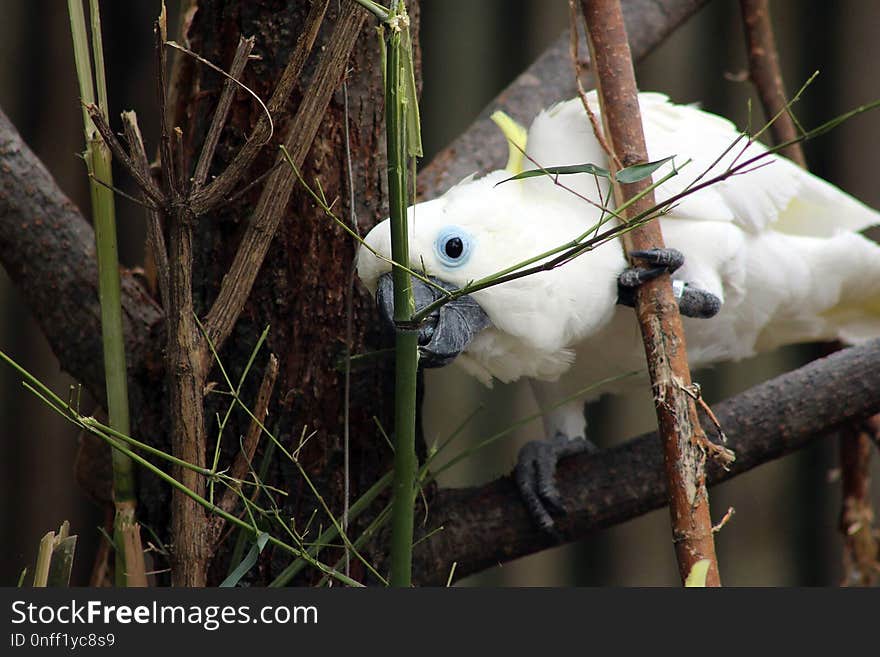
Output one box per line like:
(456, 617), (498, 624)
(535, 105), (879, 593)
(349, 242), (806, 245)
(617, 247), (721, 318)
(514, 432), (597, 537)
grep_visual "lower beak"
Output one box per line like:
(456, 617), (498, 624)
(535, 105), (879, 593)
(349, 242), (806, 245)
(375, 272), (492, 367)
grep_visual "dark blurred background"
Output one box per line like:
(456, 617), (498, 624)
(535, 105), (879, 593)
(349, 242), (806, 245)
(1, 0), (878, 586)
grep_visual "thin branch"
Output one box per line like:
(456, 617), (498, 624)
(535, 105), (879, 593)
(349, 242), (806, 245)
(410, 339), (880, 585)
(217, 354), (279, 519)
(202, 5), (366, 359)
(121, 110), (170, 307)
(839, 416), (880, 586)
(581, 0), (722, 586)
(190, 0), (331, 215)
(155, 9), (177, 201)
(191, 36), (255, 190)
(739, 0), (807, 167)
(85, 104), (165, 206)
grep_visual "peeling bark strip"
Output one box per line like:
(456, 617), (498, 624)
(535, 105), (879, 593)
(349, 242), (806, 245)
(580, 0), (721, 586)
(410, 340), (880, 585)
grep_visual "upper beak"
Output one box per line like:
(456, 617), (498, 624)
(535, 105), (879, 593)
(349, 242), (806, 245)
(375, 272), (492, 367)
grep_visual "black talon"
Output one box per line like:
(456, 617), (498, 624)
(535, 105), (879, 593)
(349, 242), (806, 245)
(514, 432), (597, 536)
(629, 247), (684, 271)
(617, 247), (722, 318)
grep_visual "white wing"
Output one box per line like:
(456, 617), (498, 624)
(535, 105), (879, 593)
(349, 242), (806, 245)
(524, 92), (880, 236)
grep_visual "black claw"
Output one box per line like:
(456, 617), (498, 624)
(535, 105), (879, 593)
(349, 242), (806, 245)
(629, 247), (684, 271)
(617, 248), (722, 319)
(514, 432), (597, 537)
(618, 266), (669, 289)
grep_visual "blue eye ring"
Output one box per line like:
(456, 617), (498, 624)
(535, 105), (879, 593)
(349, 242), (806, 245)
(434, 226), (473, 268)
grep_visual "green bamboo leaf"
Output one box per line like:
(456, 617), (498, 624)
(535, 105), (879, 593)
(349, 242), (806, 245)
(496, 163), (612, 185)
(614, 155), (675, 183)
(220, 532), (269, 587)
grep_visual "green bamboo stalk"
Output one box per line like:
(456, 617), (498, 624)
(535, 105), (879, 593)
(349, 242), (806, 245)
(383, 0), (419, 588)
(67, 0), (138, 587)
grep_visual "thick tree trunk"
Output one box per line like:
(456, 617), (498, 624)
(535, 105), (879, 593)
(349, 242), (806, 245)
(138, 0), (406, 585)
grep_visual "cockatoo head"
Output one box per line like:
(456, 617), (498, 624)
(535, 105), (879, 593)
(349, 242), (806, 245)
(357, 168), (612, 376)
(356, 171), (513, 367)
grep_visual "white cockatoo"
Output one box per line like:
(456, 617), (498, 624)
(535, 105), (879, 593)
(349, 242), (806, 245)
(356, 91), (880, 533)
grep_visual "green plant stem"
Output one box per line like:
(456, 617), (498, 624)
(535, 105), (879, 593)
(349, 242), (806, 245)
(68, 0), (137, 587)
(384, 6), (418, 587)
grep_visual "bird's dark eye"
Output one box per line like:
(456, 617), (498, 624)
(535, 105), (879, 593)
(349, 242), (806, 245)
(444, 237), (464, 259)
(434, 226), (472, 267)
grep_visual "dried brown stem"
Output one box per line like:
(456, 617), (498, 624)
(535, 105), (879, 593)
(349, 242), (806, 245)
(155, 12), (179, 202)
(839, 416), (880, 586)
(191, 36), (255, 191)
(217, 354), (279, 519)
(85, 105), (164, 206)
(580, 0), (721, 586)
(201, 5), (365, 359)
(122, 110), (170, 304)
(190, 0), (330, 215)
(739, 0), (806, 167)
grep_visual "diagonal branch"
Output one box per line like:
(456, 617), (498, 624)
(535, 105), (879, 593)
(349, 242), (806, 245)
(191, 35), (255, 191)
(581, 0), (722, 585)
(122, 110), (170, 305)
(411, 339), (880, 585)
(201, 5), (366, 359)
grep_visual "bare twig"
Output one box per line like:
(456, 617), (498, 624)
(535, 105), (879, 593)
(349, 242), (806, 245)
(580, 0), (722, 586)
(739, 0), (807, 167)
(839, 416), (880, 586)
(217, 354), (279, 518)
(202, 5), (365, 359)
(190, 0), (331, 214)
(85, 105), (165, 206)
(191, 36), (255, 190)
(155, 9), (178, 201)
(122, 110), (170, 304)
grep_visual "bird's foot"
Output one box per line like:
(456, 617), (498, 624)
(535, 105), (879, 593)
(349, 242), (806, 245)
(617, 247), (721, 319)
(514, 432), (597, 537)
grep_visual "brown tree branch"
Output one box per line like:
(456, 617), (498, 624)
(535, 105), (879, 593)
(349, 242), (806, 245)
(201, 5), (366, 360)
(0, 108), (163, 408)
(418, 0), (714, 201)
(191, 36), (255, 191)
(410, 340), (880, 585)
(580, 0), (721, 586)
(739, 0), (807, 167)
(838, 416), (880, 586)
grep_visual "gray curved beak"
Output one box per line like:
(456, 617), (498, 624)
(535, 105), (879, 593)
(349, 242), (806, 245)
(375, 272), (492, 367)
